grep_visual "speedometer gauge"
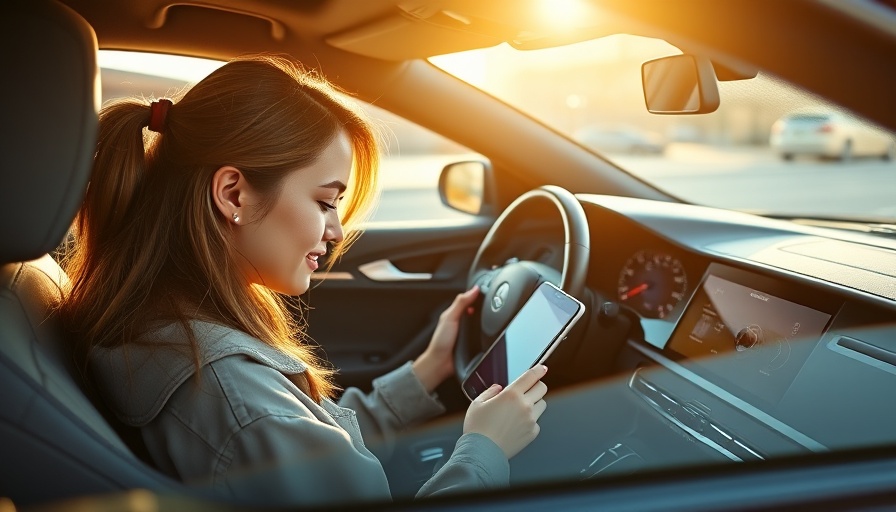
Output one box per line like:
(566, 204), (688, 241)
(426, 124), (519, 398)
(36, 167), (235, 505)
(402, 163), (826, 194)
(617, 251), (688, 319)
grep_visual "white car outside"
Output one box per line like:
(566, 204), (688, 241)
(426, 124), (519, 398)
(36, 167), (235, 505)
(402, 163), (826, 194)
(770, 111), (896, 161)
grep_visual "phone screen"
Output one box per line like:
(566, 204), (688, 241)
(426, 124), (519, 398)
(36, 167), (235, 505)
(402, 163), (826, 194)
(462, 282), (584, 400)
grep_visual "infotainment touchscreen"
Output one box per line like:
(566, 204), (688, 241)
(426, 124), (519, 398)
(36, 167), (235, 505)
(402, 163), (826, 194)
(666, 264), (838, 406)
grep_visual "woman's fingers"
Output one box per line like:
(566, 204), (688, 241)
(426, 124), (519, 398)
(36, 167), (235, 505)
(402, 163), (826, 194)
(474, 383), (502, 402)
(524, 380), (548, 405)
(462, 367), (549, 459)
(532, 398), (547, 420)
(446, 285), (479, 319)
(506, 364), (548, 394)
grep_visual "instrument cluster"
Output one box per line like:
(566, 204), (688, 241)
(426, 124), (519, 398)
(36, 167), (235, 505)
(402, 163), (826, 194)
(616, 250), (688, 319)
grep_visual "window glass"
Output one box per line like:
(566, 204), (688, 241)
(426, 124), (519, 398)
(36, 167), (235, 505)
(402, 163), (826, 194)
(431, 35), (896, 223)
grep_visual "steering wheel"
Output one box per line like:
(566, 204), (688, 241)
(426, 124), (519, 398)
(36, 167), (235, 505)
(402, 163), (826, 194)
(455, 185), (590, 383)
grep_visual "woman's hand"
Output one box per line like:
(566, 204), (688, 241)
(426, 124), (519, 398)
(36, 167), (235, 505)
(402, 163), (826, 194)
(462, 365), (549, 459)
(412, 285), (480, 393)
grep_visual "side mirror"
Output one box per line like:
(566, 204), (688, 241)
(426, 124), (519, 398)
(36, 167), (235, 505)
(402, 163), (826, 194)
(438, 160), (490, 215)
(642, 54), (720, 115)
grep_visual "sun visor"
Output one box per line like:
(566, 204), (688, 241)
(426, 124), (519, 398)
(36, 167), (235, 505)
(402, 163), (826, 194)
(326, 10), (504, 60)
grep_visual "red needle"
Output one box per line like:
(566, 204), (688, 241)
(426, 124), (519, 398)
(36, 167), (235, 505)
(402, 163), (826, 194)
(621, 283), (649, 300)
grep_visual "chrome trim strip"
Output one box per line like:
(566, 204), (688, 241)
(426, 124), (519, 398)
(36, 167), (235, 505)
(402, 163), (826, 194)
(358, 259), (433, 282)
(311, 272), (354, 281)
(629, 370), (743, 462)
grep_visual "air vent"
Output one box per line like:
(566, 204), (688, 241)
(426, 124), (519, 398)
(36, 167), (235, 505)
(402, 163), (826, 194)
(836, 335), (896, 367)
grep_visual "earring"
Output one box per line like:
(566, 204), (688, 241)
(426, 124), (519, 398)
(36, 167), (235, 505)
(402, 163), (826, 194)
(232, 212), (240, 224)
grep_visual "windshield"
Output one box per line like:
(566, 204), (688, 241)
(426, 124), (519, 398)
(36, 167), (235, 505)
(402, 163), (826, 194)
(431, 35), (896, 224)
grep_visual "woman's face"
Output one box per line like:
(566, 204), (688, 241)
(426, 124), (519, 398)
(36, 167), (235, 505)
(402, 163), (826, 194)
(234, 130), (352, 296)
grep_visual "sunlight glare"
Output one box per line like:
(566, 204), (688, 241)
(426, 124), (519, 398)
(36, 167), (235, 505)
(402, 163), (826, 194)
(429, 50), (489, 88)
(538, 0), (590, 29)
(99, 50), (224, 83)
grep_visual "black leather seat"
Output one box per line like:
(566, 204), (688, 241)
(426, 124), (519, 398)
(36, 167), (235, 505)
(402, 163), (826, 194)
(0, 1), (187, 507)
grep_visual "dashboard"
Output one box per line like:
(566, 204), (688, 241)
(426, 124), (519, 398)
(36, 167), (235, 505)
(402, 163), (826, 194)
(510, 194), (896, 482)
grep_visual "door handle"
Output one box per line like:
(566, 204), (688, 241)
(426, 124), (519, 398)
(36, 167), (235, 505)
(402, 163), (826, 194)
(358, 259), (433, 282)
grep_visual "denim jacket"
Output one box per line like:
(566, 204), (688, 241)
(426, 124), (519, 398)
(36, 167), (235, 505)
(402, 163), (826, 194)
(90, 321), (508, 507)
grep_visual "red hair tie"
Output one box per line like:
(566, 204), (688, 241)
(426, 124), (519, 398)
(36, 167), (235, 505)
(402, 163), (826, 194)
(148, 98), (172, 133)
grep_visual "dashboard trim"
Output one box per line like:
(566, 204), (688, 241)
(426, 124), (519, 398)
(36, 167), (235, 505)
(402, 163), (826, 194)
(628, 340), (828, 453)
(629, 369), (745, 462)
(571, 193), (894, 462)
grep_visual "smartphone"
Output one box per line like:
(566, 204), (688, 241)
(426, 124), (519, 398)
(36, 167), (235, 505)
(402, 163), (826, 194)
(461, 281), (585, 400)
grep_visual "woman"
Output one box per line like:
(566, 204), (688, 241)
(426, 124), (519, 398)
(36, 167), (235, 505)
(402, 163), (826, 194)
(61, 55), (548, 507)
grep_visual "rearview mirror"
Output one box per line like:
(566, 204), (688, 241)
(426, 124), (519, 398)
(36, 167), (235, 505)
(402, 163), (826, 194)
(438, 160), (490, 215)
(641, 54), (720, 114)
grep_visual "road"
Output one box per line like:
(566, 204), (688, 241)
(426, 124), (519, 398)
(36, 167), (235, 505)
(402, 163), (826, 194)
(615, 143), (896, 219)
(372, 144), (896, 222)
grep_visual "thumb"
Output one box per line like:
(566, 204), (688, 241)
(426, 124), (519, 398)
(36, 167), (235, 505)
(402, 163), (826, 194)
(475, 384), (502, 402)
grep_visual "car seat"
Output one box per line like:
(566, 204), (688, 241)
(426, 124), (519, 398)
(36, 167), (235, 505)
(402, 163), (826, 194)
(0, 0), (188, 507)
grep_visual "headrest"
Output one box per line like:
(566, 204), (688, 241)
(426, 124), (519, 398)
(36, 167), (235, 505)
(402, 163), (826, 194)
(0, 0), (98, 263)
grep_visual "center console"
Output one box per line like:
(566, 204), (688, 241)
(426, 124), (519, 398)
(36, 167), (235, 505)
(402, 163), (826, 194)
(629, 263), (845, 461)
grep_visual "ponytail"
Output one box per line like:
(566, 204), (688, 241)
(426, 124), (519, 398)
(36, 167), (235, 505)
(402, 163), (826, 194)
(77, 98), (157, 252)
(63, 98), (166, 366)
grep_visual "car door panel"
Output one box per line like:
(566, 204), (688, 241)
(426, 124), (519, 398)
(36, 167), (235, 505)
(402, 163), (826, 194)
(302, 220), (491, 391)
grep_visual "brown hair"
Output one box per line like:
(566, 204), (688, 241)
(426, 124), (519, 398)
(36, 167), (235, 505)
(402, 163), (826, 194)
(61, 54), (380, 401)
